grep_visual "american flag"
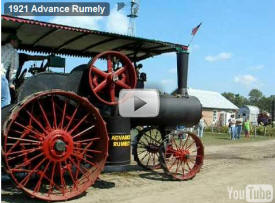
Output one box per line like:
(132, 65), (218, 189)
(191, 23), (202, 36)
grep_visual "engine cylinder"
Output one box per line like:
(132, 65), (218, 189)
(131, 94), (202, 127)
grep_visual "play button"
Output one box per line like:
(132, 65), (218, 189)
(118, 89), (159, 117)
(134, 96), (147, 111)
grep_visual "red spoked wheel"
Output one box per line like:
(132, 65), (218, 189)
(2, 90), (108, 201)
(133, 127), (163, 170)
(159, 131), (204, 180)
(89, 51), (137, 105)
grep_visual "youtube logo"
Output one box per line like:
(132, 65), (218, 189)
(118, 89), (159, 117)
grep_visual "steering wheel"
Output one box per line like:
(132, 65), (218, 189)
(28, 60), (46, 75)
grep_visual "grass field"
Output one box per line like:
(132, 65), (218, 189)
(201, 132), (275, 146)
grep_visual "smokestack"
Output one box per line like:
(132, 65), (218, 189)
(176, 50), (189, 96)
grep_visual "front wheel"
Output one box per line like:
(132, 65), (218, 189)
(132, 127), (163, 170)
(159, 131), (204, 180)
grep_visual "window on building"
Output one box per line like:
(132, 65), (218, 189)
(213, 111), (217, 122)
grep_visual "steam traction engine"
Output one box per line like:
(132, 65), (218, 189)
(1, 15), (204, 201)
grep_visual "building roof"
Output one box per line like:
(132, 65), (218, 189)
(240, 105), (260, 114)
(188, 88), (239, 110)
(1, 15), (188, 61)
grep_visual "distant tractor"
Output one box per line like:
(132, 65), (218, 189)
(1, 15), (204, 201)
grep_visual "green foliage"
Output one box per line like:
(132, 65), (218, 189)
(222, 92), (248, 108)
(202, 132), (275, 146)
(204, 126), (229, 134)
(222, 90), (275, 112)
(252, 125), (275, 136)
(205, 125), (275, 136)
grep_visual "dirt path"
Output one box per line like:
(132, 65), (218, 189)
(2, 139), (275, 203)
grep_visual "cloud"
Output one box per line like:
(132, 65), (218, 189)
(168, 68), (177, 74)
(50, 16), (103, 30)
(106, 9), (128, 34)
(248, 65), (264, 71)
(205, 52), (232, 62)
(21, 16), (35, 20)
(234, 74), (257, 86)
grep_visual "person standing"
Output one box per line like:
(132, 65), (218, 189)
(244, 118), (251, 138)
(197, 116), (205, 138)
(1, 35), (20, 108)
(236, 116), (243, 139)
(229, 114), (236, 140)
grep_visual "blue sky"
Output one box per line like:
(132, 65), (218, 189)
(2, 0), (275, 97)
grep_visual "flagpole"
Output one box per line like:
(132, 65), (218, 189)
(188, 35), (195, 47)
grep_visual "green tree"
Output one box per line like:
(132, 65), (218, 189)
(234, 94), (249, 107)
(248, 89), (263, 104)
(222, 92), (249, 108)
(258, 96), (275, 112)
(222, 92), (235, 104)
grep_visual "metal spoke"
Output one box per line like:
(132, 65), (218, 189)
(33, 161), (51, 193)
(115, 67), (126, 75)
(7, 147), (42, 161)
(48, 162), (57, 196)
(14, 121), (44, 138)
(7, 136), (40, 143)
(72, 153), (97, 167)
(94, 79), (107, 93)
(74, 147), (102, 154)
(107, 56), (113, 72)
(91, 66), (108, 78)
(14, 153), (44, 169)
(110, 86), (116, 102)
(74, 136), (99, 143)
(38, 100), (51, 129)
(69, 157), (90, 181)
(7, 130), (38, 154)
(65, 105), (79, 131)
(26, 110), (47, 134)
(20, 157), (47, 186)
(65, 160), (78, 190)
(59, 162), (66, 196)
(69, 113), (90, 134)
(59, 99), (68, 129)
(116, 80), (131, 89)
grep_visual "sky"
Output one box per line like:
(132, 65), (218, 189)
(1, 0), (275, 97)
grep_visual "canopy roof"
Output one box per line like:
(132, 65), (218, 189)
(1, 15), (187, 61)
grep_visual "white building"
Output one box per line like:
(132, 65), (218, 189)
(188, 88), (239, 126)
(238, 105), (260, 126)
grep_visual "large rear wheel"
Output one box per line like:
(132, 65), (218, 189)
(2, 90), (108, 201)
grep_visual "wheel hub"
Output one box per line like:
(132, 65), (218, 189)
(146, 144), (159, 153)
(112, 73), (119, 82)
(42, 129), (74, 162)
(175, 149), (190, 162)
(54, 139), (66, 152)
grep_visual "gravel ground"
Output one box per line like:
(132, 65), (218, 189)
(2, 139), (275, 203)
